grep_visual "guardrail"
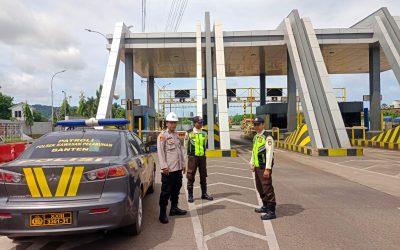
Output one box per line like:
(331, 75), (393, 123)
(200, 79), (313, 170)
(351, 126), (366, 145)
(272, 127), (280, 142)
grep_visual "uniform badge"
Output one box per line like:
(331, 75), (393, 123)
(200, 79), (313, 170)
(167, 138), (174, 144)
(268, 141), (272, 146)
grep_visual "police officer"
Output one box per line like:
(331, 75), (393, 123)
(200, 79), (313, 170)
(250, 116), (276, 220)
(157, 112), (187, 224)
(185, 116), (213, 203)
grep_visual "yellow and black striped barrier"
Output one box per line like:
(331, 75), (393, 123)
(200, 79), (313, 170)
(277, 124), (363, 156)
(352, 125), (400, 151)
(206, 149), (238, 157)
(276, 141), (313, 155)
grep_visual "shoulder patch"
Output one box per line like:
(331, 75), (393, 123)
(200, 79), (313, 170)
(159, 134), (165, 141)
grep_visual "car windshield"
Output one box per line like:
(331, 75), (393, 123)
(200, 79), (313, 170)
(20, 131), (122, 159)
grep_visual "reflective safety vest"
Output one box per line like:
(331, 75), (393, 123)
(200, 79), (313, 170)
(252, 131), (274, 169)
(187, 130), (207, 156)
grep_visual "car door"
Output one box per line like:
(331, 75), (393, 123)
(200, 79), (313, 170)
(130, 133), (152, 192)
(125, 133), (145, 181)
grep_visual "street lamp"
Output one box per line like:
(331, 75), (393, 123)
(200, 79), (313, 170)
(51, 69), (66, 130)
(84, 28), (108, 41)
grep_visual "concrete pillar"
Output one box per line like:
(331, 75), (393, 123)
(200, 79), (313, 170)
(259, 47), (266, 105)
(214, 21), (231, 150)
(125, 52), (134, 129)
(287, 51), (297, 132)
(96, 22), (126, 119)
(147, 75), (155, 109)
(205, 12), (215, 150)
(369, 44), (381, 131)
(196, 22), (203, 117)
(260, 74), (266, 106)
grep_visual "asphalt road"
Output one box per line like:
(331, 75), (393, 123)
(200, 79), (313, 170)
(1, 130), (399, 249)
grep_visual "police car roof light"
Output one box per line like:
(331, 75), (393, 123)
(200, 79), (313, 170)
(56, 118), (130, 127)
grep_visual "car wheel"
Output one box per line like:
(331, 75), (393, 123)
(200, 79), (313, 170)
(123, 189), (143, 236)
(147, 168), (156, 194)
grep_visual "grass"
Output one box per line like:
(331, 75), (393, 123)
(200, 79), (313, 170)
(3, 138), (26, 143)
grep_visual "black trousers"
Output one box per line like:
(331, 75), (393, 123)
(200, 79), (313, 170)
(159, 170), (183, 208)
(186, 155), (207, 190)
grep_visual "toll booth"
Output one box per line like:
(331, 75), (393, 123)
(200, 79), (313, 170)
(133, 106), (156, 130)
(256, 103), (288, 131)
(338, 102), (363, 127)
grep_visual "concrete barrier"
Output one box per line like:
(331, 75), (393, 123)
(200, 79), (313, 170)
(0, 143), (28, 163)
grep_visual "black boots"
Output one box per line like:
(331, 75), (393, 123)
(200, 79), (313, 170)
(159, 206), (169, 224)
(255, 206), (268, 213)
(160, 205), (187, 223)
(169, 205), (187, 216)
(260, 202), (276, 220)
(201, 186), (214, 201)
(188, 188), (194, 203)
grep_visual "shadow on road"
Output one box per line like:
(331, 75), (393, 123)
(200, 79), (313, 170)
(276, 203), (304, 218)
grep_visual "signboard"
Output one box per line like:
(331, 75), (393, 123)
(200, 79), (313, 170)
(175, 90), (190, 98)
(363, 95), (382, 101)
(227, 89), (236, 97)
(267, 88), (283, 97)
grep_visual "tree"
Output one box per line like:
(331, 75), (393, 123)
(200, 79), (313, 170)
(0, 92), (13, 120)
(94, 84), (103, 113)
(86, 97), (96, 117)
(59, 98), (71, 120)
(23, 102), (34, 136)
(77, 92), (88, 117)
(33, 110), (47, 122)
(112, 102), (126, 118)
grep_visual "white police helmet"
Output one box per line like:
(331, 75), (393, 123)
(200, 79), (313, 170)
(165, 112), (179, 122)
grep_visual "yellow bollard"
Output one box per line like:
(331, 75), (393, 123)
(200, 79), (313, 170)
(139, 117), (142, 139)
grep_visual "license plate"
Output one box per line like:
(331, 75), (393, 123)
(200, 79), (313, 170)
(30, 212), (72, 227)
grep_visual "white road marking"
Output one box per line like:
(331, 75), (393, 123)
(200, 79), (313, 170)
(239, 154), (280, 250)
(195, 198), (259, 209)
(183, 177), (206, 250)
(204, 226), (267, 242)
(194, 182), (256, 191)
(207, 166), (249, 171)
(208, 172), (253, 179)
(0, 237), (16, 250)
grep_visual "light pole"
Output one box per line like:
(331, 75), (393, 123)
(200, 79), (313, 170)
(85, 26), (132, 41)
(84, 29), (108, 41)
(51, 70), (66, 130)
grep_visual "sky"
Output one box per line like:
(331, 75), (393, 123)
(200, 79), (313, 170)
(0, 0), (399, 117)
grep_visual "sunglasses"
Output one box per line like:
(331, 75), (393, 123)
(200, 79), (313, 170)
(253, 123), (263, 126)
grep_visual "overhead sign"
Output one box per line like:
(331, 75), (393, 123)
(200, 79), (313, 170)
(267, 88), (283, 97)
(175, 90), (190, 98)
(227, 89), (236, 97)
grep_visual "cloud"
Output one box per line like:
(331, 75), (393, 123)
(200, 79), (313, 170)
(0, 0), (75, 49)
(0, 0), (85, 75)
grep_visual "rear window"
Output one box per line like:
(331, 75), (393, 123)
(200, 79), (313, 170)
(20, 132), (122, 159)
